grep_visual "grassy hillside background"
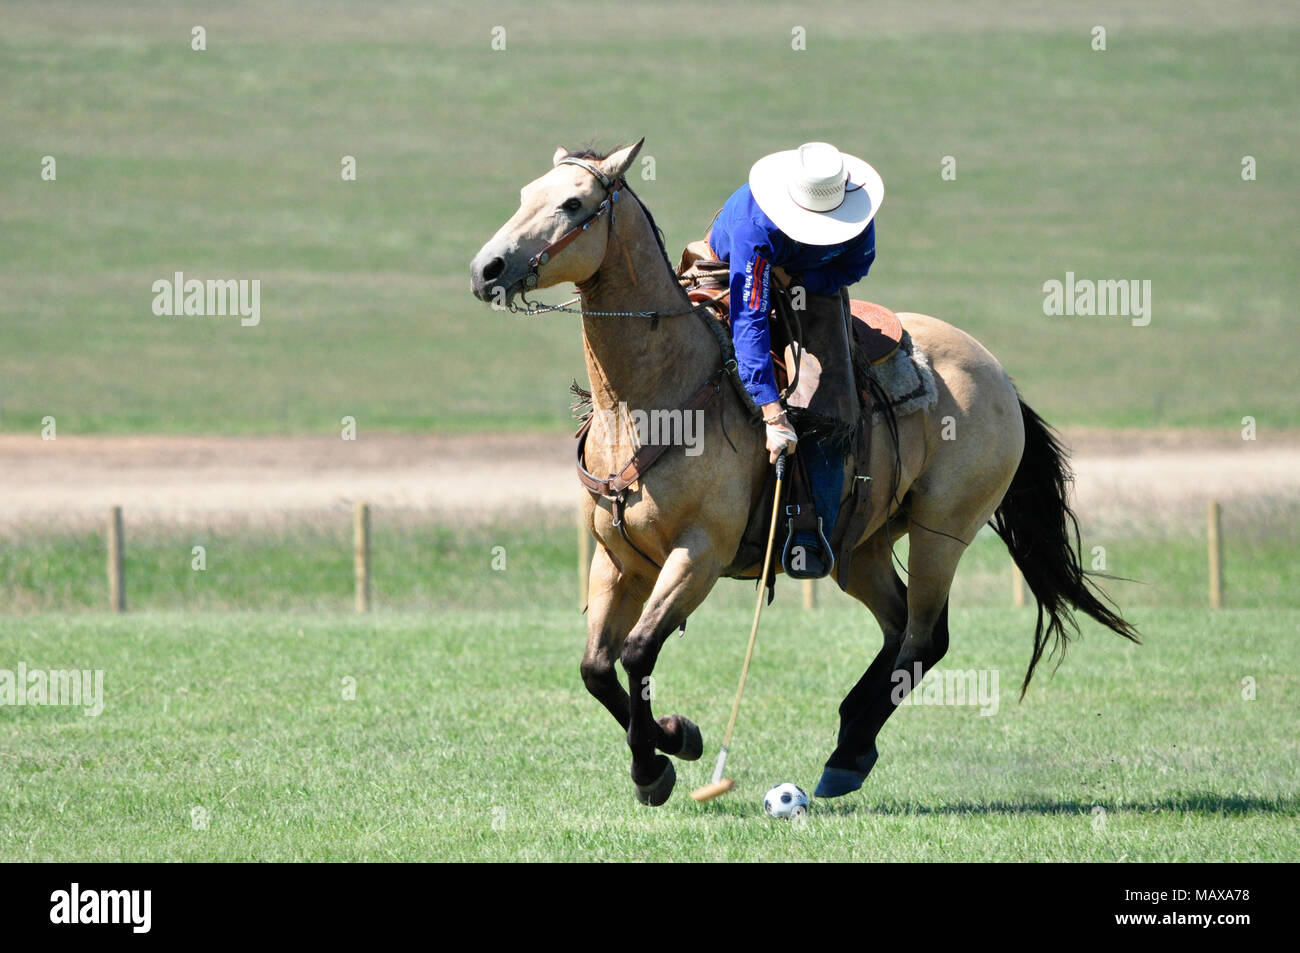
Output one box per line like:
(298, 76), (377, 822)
(2, 0), (1296, 434)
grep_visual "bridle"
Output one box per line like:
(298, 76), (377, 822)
(510, 157), (701, 320)
(522, 157), (622, 292)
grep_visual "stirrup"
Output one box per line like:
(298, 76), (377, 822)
(782, 513), (835, 580)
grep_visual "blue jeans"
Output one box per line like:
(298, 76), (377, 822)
(798, 438), (845, 542)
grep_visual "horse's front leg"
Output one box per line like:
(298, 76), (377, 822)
(582, 543), (706, 763)
(621, 534), (721, 806)
(581, 544), (647, 730)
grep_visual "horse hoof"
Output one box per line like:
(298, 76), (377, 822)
(633, 755), (676, 807)
(814, 746), (879, 799)
(659, 714), (704, 761)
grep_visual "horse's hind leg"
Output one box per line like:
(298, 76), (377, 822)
(815, 530), (909, 795)
(817, 522), (967, 798)
(581, 545), (705, 764)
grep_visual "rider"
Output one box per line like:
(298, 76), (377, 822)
(707, 142), (884, 577)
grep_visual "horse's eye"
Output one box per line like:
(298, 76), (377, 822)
(562, 198), (583, 213)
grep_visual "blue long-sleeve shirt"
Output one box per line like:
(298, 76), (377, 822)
(708, 184), (876, 406)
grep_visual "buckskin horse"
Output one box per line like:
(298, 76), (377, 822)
(468, 139), (1137, 806)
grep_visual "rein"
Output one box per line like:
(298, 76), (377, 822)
(507, 293), (703, 321)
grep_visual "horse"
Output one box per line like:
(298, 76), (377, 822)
(469, 139), (1138, 806)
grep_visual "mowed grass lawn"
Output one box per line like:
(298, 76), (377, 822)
(1, 1), (1297, 434)
(1, 603), (1296, 862)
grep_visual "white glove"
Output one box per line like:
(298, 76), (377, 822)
(765, 420), (798, 464)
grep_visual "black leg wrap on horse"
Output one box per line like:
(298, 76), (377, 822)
(632, 755), (677, 806)
(815, 746), (879, 799)
(658, 714), (703, 761)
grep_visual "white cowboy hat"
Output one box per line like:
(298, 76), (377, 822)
(748, 142), (884, 246)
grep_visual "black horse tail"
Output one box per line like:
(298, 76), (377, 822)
(990, 397), (1139, 697)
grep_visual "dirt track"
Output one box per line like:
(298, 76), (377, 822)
(2, 430), (1298, 531)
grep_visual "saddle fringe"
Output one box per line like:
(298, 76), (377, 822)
(785, 406), (856, 457)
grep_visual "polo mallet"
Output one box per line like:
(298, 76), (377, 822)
(691, 450), (788, 802)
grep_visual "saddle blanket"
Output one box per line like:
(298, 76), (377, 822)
(865, 330), (937, 424)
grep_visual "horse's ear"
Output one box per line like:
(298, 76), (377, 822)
(552, 145), (569, 167)
(599, 138), (645, 180)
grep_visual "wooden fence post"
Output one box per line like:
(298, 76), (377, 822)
(107, 505), (125, 612)
(577, 506), (592, 611)
(1208, 500), (1223, 609)
(354, 502), (371, 613)
(1011, 563), (1026, 608)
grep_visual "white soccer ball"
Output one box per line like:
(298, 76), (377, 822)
(763, 782), (809, 819)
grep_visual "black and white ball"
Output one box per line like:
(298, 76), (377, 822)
(763, 782), (809, 819)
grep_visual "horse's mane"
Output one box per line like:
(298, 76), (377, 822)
(565, 146), (676, 278)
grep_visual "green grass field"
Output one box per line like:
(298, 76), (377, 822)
(1, 509), (1297, 861)
(2, 605), (1295, 861)
(2, 1), (1297, 434)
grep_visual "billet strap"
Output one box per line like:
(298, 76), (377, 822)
(770, 285), (803, 400)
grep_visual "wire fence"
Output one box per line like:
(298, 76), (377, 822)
(2, 496), (1290, 615)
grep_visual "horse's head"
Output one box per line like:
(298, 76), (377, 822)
(469, 139), (644, 306)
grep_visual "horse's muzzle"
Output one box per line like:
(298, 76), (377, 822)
(469, 252), (522, 305)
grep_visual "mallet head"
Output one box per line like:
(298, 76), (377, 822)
(690, 777), (735, 802)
